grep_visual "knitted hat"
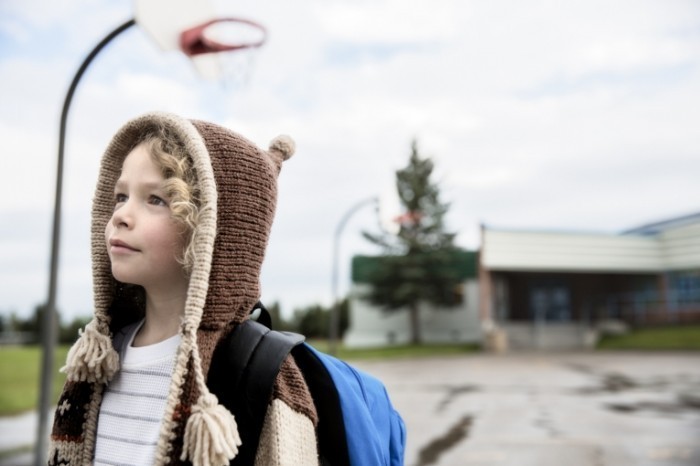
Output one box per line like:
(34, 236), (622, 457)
(50, 112), (297, 466)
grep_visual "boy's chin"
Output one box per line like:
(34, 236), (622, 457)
(111, 270), (141, 287)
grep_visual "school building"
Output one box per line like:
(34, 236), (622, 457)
(343, 211), (700, 350)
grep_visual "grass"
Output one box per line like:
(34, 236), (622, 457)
(307, 339), (480, 360)
(0, 445), (33, 461)
(597, 325), (700, 351)
(0, 345), (69, 416)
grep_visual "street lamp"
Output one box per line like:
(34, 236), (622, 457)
(35, 11), (267, 465)
(329, 197), (378, 356)
(37, 21), (137, 466)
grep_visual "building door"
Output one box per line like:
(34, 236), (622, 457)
(529, 283), (571, 322)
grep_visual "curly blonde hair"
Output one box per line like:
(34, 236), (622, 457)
(136, 128), (201, 274)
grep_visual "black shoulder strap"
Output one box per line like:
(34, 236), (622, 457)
(291, 345), (351, 466)
(208, 318), (304, 465)
(250, 300), (272, 329)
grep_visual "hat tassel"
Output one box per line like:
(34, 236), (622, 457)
(61, 319), (119, 384)
(181, 392), (242, 466)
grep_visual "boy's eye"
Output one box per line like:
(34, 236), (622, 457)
(115, 193), (127, 204)
(149, 195), (168, 207)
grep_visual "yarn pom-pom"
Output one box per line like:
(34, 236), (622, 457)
(61, 320), (119, 384)
(181, 392), (242, 466)
(269, 135), (296, 161)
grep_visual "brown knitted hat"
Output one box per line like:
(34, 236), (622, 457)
(50, 112), (298, 466)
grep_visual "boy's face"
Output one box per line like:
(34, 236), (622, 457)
(105, 144), (189, 294)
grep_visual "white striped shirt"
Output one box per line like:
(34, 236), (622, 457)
(94, 322), (180, 466)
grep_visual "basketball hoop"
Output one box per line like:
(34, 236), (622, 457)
(180, 18), (267, 56)
(135, 0), (269, 82)
(178, 17), (267, 86)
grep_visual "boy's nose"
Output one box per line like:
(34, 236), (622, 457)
(111, 203), (134, 228)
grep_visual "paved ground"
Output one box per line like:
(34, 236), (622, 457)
(0, 410), (47, 466)
(353, 351), (700, 466)
(2, 351), (699, 465)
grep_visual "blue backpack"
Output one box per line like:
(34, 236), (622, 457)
(207, 304), (407, 465)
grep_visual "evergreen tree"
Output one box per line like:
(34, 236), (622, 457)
(59, 316), (92, 344)
(292, 299), (349, 339)
(363, 140), (462, 344)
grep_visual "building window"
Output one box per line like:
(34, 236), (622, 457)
(669, 271), (700, 308)
(529, 282), (571, 322)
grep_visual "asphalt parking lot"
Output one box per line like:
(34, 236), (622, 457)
(353, 351), (700, 466)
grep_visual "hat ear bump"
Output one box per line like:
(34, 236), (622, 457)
(268, 135), (295, 161)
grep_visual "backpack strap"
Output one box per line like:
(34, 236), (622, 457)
(250, 300), (272, 329)
(291, 344), (351, 466)
(207, 319), (304, 465)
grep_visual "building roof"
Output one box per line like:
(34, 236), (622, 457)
(623, 210), (700, 235)
(481, 212), (700, 273)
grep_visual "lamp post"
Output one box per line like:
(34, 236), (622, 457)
(36, 20), (137, 466)
(329, 197), (378, 356)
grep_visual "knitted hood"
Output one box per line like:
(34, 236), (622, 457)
(49, 112), (298, 466)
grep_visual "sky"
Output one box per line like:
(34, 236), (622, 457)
(1, 0), (699, 321)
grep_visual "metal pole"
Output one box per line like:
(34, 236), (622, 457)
(329, 197), (377, 356)
(35, 19), (136, 466)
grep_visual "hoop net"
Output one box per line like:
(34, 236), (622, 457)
(181, 17), (266, 87)
(188, 48), (259, 88)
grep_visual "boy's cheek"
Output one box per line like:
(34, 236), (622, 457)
(104, 222), (114, 246)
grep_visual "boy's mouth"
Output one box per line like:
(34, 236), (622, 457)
(109, 238), (139, 252)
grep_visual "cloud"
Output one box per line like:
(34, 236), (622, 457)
(317, 0), (459, 44)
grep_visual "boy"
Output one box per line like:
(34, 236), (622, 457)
(49, 113), (319, 465)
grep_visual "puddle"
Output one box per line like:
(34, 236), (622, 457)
(566, 365), (700, 417)
(679, 391), (700, 409)
(416, 415), (472, 466)
(602, 373), (638, 391)
(574, 372), (641, 394)
(606, 392), (700, 414)
(574, 372), (673, 395)
(436, 385), (479, 412)
(568, 362), (700, 396)
(607, 401), (684, 414)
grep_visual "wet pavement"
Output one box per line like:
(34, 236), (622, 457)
(0, 410), (44, 466)
(353, 351), (700, 466)
(2, 351), (699, 465)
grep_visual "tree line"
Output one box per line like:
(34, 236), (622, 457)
(0, 305), (91, 344)
(0, 300), (350, 345)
